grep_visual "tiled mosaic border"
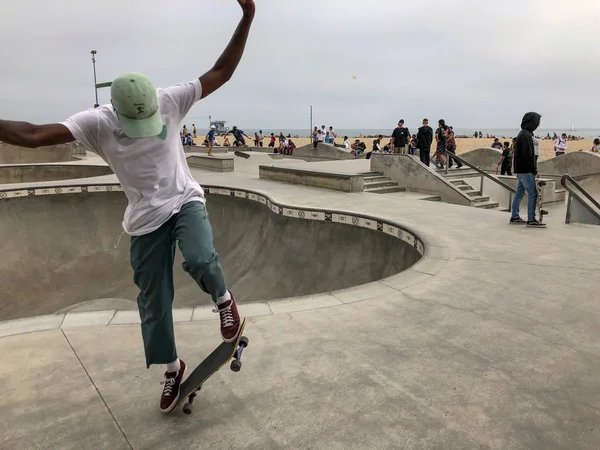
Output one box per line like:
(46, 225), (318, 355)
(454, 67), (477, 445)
(0, 182), (424, 256)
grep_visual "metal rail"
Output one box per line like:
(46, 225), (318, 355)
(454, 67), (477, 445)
(561, 174), (600, 224)
(444, 151), (516, 208)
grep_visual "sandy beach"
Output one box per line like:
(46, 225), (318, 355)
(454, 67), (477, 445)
(196, 136), (596, 162)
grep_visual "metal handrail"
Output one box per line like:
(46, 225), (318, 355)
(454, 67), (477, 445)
(443, 151), (516, 208)
(561, 174), (600, 224)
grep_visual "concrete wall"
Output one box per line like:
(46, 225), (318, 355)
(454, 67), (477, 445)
(537, 152), (600, 178)
(0, 164), (113, 184)
(460, 148), (503, 172)
(187, 155), (234, 172)
(370, 154), (472, 206)
(0, 142), (86, 164)
(259, 165), (364, 192)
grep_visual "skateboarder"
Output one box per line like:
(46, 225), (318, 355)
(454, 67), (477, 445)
(0, 0), (256, 413)
(510, 112), (546, 228)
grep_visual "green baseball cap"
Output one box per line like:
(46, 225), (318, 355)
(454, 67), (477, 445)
(110, 73), (163, 139)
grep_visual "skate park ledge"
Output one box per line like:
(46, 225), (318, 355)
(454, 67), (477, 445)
(259, 165), (365, 192)
(0, 181), (450, 338)
(186, 154), (234, 172)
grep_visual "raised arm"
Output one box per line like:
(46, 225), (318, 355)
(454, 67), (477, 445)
(0, 120), (74, 148)
(199, 0), (255, 100)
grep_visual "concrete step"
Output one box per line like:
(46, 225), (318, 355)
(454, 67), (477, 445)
(473, 200), (500, 209)
(364, 176), (389, 183)
(364, 180), (398, 189)
(457, 184), (474, 191)
(439, 170), (480, 179)
(360, 171), (383, 177)
(463, 189), (481, 196)
(470, 195), (491, 203)
(450, 179), (470, 186)
(365, 186), (406, 194)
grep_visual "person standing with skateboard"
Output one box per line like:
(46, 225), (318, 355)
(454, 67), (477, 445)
(510, 112), (546, 228)
(0, 0), (256, 413)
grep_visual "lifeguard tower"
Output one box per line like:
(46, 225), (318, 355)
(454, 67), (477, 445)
(209, 120), (229, 136)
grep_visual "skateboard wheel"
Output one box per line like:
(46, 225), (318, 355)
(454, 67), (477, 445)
(230, 359), (242, 372)
(183, 404), (193, 415)
(239, 336), (249, 347)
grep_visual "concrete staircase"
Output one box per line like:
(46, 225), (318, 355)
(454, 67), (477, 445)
(437, 168), (501, 209)
(361, 172), (405, 194)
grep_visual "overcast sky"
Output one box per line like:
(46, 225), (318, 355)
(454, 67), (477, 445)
(1, 0), (598, 131)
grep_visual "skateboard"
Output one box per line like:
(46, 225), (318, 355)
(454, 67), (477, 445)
(536, 180), (549, 224)
(234, 150), (251, 159)
(171, 318), (249, 415)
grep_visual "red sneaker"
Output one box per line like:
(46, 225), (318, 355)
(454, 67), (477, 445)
(215, 292), (241, 343)
(160, 359), (186, 414)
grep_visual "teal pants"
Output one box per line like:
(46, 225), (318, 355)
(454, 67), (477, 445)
(130, 201), (227, 368)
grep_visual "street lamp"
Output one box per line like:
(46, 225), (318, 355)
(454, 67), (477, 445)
(91, 50), (99, 108)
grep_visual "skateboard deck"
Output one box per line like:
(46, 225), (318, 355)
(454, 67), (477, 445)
(536, 180), (549, 224)
(171, 318), (249, 415)
(234, 150), (251, 159)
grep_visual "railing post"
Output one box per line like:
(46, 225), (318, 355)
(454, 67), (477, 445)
(508, 192), (512, 211)
(565, 192), (572, 224)
(480, 175), (484, 195)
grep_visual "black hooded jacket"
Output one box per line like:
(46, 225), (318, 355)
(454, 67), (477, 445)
(417, 125), (433, 149)
(513, 112), (541, 174)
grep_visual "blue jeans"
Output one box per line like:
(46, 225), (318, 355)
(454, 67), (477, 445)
(511, 173), (537, 221)
(130, 202), (227, 367)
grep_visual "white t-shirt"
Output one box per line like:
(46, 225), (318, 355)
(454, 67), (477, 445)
(554, 138), (567, 152)
(62, 79), (205, 236)
(533, 137), (539, 156)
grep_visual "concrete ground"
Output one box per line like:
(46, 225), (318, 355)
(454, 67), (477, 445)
(1, 153), (600, 449)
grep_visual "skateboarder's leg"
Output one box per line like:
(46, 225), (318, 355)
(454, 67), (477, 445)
(511, 174), (527, 220)
(130, 222), (178, 368)
(130, 221), (189, 413)
(522, 173), (538, 222)
(175, 201), (242, 342)
(175, 202), (227, 302)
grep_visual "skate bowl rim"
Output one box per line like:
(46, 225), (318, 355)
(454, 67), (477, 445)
(0, 182), (449, 339)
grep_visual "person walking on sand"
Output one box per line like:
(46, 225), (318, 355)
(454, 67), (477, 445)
(496, 141), (513, 175)
(554, 133), (567, 157)
(510, 112), (546, 228)
(0, 0), (256, 413)
(207, 125), (217, 155)
(192, 124), (197, 138)
(417, 118), (433, 167)
(391, 119), (410, 154)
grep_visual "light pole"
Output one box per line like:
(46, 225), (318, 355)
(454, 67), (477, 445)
(91, 50), (99, 108)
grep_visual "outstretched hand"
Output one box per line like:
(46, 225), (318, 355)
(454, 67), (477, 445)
(237, 0), (255, 18)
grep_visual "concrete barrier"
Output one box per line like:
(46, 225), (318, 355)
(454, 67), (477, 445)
(183, 145), (228, 154)
(460, 147), (502, 172)
(370, 154), (472, 206)
(0, 142), (86, 164)
(537, 151), (600, 178)
(0, 164), (113, 184)
(187, 154), (234, 172)
(259, 165), (364, 192)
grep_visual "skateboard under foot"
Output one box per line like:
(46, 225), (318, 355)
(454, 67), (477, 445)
(169, 318), (249, 416)
(536, 180), (549, 224)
